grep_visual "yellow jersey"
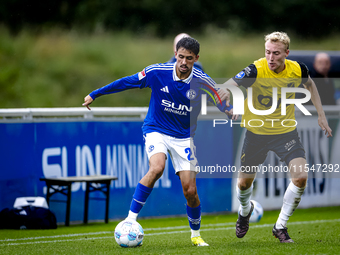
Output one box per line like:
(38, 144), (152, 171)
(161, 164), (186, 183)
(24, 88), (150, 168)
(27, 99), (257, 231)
(232, 57), (309, 135)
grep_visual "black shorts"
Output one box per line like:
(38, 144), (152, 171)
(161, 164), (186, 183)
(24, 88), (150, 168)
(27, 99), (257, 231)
(240, 129), (305, 169)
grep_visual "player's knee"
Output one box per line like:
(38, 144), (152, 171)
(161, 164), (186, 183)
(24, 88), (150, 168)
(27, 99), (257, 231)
(183, 185), (197, 200)
(292, 177), (307, 188)
(291, 168), (308, 188)
(148, 164), (165, 180)
(150, 169), (164, 180)
(237, 179), (252, 191)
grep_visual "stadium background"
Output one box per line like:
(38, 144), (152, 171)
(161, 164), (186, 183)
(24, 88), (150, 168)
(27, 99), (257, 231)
(1, 0), (340, 224)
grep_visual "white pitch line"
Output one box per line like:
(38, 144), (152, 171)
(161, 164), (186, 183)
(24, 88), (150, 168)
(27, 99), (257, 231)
(1, 231), (112, 242)
(1, 218), (339, 246)
(144, 222), (235, 231)
(0, 222), (235, 242)
(146, 219), (340, 236)
(3, 236), (114, 246)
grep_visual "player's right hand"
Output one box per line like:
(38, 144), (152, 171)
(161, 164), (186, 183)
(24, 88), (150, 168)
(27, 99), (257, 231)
(225, 108), (239, 120)
(318, 115), (332, 138)
(82, 95), (93, 110)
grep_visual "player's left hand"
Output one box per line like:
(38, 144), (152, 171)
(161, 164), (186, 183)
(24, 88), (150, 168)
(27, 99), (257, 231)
(318, 115), (332, 138)
(215, 88), (230, 106)
(225, 108), (238, 120)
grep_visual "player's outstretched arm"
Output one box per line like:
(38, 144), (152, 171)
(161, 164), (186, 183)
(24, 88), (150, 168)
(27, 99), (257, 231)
(81, 70), (148, 111)
(216, 88), (230, 105)
(303, 77), (332, 138)
(221, 78), (239, 120)
(82, 95), (94, 110)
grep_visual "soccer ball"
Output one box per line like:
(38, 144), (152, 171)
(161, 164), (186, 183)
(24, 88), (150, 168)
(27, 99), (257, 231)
(249, 200), (264, 223)
(114, 220), (144, 247)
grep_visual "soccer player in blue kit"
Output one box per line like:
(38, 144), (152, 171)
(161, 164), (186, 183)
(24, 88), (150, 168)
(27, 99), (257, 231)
(83, 37), (232, 246)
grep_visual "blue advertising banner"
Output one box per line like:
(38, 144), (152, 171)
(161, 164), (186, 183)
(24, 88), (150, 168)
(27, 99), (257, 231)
(0, 120), (233, 223)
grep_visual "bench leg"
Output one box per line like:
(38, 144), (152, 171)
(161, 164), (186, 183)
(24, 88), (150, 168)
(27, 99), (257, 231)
(105, 181), (110, 223)
(65, 184), (72, 226)
(46, 184), (51, 205)
(84, 182), (90, 224)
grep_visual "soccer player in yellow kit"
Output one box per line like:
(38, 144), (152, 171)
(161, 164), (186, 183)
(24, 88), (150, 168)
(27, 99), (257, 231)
(223, 32), (332, 242)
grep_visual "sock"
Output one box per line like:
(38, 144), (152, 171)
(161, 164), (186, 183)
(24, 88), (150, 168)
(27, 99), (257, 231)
(127, 211), (138, 221)
(237, 184), (253, 217)
(276, 181), (305, 229)
(187, 204), (201, 236)
(191, 229), (200, 238)
(128, 183), (153, 220)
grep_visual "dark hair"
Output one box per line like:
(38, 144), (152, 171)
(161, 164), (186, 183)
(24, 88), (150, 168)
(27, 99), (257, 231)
(176, 37), (200, 56)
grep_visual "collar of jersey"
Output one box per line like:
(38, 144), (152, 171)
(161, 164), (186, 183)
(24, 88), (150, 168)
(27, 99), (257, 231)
(172, 62), (193, 84)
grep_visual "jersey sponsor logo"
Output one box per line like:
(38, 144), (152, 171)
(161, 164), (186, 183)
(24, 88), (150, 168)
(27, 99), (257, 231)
(160, 86), (169, 93)
(138, 69), (146, 80)
(235, 71), (245, 79)
(161, 99), (192, 115)
(186, 89), (197, 100)
(258, 95), (273, 107)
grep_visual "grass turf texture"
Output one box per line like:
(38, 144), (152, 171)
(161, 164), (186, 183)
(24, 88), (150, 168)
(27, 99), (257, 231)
(0, 206), (339, 254)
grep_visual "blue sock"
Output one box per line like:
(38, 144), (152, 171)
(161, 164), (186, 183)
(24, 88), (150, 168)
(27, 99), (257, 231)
(130, 183), (153, 213)
(186, 204), (201, 230)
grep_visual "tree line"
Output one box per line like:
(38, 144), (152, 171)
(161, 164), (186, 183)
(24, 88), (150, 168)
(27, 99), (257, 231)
(1, 0), (339, 37)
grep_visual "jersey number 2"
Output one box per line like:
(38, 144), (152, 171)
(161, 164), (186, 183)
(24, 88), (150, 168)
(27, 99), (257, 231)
(185, 148), (195, 161)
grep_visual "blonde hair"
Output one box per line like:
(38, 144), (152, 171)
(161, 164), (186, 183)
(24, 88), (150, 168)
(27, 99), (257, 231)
(265, 32), (290, 50)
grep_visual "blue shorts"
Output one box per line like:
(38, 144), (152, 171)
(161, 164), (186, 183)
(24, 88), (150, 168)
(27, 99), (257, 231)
(240, 129), (305, 169)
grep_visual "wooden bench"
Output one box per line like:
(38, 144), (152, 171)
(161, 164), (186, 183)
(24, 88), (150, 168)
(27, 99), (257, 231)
(40, 175), (118, 226)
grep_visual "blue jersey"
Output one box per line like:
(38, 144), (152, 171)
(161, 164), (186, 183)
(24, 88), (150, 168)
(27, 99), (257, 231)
(90, 62), (231, 138)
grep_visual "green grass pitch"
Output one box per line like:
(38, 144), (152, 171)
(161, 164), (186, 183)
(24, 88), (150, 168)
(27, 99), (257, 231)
(1, 206), (339, 254)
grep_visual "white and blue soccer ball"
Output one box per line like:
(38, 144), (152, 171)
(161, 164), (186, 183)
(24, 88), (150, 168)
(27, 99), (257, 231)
(114, 220), (144, 247)
(249, 200), (264, 223)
